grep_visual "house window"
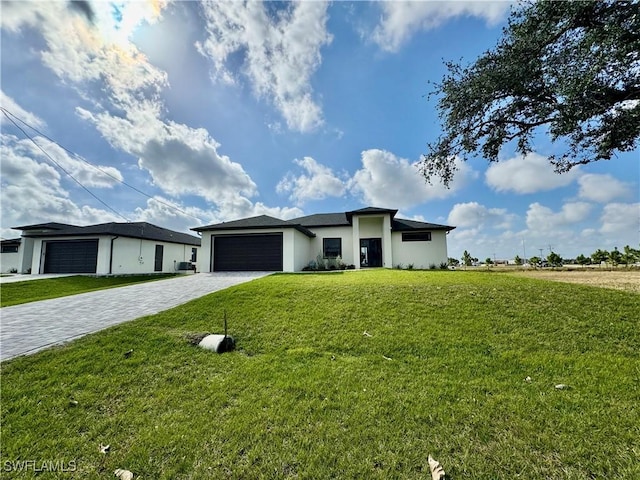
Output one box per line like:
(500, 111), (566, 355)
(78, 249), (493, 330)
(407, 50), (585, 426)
(402, 232), (431, 242)
(191, 248), (197, 263)
(323, 238), (342, 258)
(1, 245), (19, 253)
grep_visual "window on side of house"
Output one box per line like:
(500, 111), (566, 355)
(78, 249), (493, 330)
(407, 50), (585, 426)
(323, 238), (342, 258)
(1, 245), (19, 253)
(191, 247), (197, 263)
(402, 232), (432, 242)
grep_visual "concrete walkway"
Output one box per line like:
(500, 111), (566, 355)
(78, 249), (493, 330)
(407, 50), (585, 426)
(0, 272), (269, 361)
(0, 273), (77, 284)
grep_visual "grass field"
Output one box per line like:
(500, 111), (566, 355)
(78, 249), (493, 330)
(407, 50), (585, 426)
(1, 270), (638, 479)
(0, 274), (178, 307)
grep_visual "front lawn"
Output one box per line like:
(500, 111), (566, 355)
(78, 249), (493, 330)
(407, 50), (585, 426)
(0, 274), (178, 307)
(1, 271), (638, 478)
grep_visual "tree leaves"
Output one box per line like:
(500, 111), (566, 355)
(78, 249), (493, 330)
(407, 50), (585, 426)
(422, 1), (640, 186)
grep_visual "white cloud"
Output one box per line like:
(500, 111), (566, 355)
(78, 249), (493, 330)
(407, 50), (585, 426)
(485, 152), (581, 194)
(578, 173), (634, 203)
(526, 202), (592, 231)
(277, 157), (346, 205)
(196, 1), (331, 132)
(76, 107), (258, 203)
(0, 133), (122, 239)
(2, 133), (123, 189)
(448, 200), (639, 262)
(1, 1), (168, 90)
(247, 203), (304, 221)
(1, 90), (47, 130)
(447, 202), (515, 229)
(599, 203), (640, 236)
(132, 196), (210, 233)
(350, 149), (476, 209)
(2, 3), (298, 230)
(372, 1), (510, 52)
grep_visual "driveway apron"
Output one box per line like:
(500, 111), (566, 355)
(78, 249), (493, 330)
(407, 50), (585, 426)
(0, 272), (269, 361)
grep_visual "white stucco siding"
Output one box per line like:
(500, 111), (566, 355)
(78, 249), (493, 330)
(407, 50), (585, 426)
(308, 226), (354, 266)
(0, 251), (20, 273)
(18, 237), (35, 273)
(391, 230), (449, 269)
(30, 238), (43, 274)
(292, 229), (312, 271)
(358, 217), (383, 237)
(282, 229), (295, 272)
(198, 233), (212, 273)
(110, 237), (195, 274)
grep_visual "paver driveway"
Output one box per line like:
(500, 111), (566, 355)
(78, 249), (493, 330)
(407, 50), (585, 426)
(0, 272), (269, 361)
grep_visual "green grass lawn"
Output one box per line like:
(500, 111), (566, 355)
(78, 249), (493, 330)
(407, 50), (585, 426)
(1, 270), (638, 479)
(0, 274), (178, 307)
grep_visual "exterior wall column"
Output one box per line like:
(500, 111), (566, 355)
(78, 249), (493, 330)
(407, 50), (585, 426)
(351, 215), (360, 269)
(32, 239), (44, 274)
(382, 214), (393, 268)
(282, 229), (294, 272)
(201, 234), (212, 273)
(17, 237), (35, 274)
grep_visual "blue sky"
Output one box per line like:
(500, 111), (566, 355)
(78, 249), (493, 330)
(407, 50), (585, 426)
(1, 1), (638, 261)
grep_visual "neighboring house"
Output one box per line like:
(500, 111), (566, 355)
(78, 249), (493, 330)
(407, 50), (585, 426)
(0, 238), (22, 273)
(192, 207), (455, 272)
(10, 222), (200, 275)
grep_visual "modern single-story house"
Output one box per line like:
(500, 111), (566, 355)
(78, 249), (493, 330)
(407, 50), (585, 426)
(192, 207), (455, 272)
(9, 222), (201, 275)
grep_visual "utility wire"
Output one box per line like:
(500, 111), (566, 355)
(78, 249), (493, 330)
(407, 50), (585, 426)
(2, 108), (130, 222)
(1, 106), (203, 223)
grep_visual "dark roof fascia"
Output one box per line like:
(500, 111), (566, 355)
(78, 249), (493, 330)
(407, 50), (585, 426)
(391, 218), (455, 232)
(346, 207), (398, 223)
(1, 238), (21, 244)
(16, 222), (201, 246)
(192, 216), (316, 238)
(12, 222), (77, 231)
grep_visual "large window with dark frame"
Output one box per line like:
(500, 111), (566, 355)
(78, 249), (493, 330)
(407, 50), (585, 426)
(402, 232), (432, 242)
(1, 244), (19, 253)
(323, 238), (342, 258)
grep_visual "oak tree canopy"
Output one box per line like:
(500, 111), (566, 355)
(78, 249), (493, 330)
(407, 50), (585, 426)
(421, 0), (640, 186)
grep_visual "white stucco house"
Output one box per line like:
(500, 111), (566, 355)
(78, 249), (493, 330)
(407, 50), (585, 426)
(9, 222), (201, 275)
(192, 207), (455, 272)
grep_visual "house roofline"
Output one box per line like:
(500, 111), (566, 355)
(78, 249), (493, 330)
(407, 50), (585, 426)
(13, 222), (201, 246)
(192, 215), (316, 238)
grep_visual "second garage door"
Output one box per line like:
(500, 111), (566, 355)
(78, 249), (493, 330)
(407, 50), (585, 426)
(44, 239), (99, 274)
(213, 234), (283, 271)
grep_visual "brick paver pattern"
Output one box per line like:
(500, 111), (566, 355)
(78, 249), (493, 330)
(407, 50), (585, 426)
(0, 272), (269, 361)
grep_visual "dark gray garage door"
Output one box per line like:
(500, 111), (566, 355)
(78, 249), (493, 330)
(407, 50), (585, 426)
(214, 234), (283, 271)
(44, 239), (99, 274)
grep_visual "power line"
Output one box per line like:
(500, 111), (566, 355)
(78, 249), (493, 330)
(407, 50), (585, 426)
(1, 106), (203, 223)
(2, 108), (130, 222)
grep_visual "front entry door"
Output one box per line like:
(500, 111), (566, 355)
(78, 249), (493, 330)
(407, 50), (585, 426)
(154, 244), (164, 272)
(360, 238), (382, 267)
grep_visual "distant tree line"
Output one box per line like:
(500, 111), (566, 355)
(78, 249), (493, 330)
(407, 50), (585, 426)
(449, 245), (640, 268)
